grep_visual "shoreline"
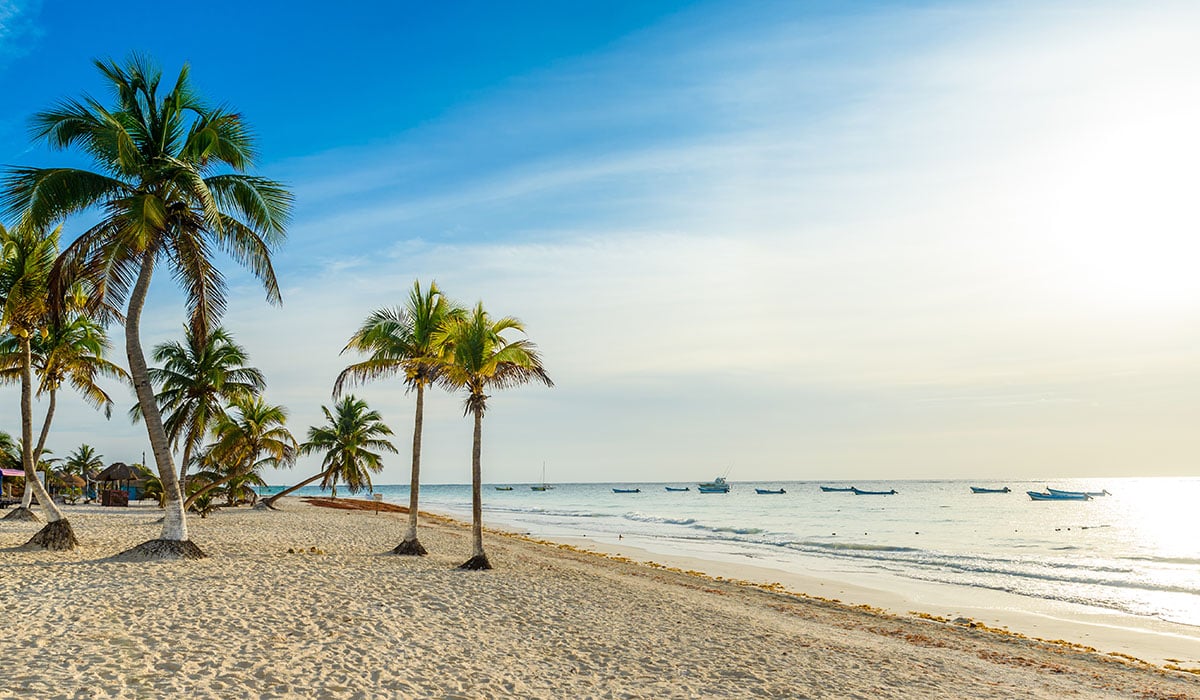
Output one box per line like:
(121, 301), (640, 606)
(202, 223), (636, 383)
(541, 531), (1200, 668)
(2, 499), (1197, 698)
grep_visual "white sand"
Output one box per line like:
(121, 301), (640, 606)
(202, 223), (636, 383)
(553, 533), (1200, 668)
(2, 499), (1198, 699)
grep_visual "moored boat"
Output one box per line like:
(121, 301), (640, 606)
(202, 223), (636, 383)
(698, 477), (730, 493)
(969, 486), (1011, 494)
(664, 486), (690, 492)
(1047, 487), (1109, 498)
(851, 487), (897, 495)
(754, 488), (786, 494)
(612, 488), (641, 493)
(820, 486), (854, 492)
(494, 486), (513, 491)
(1027, 490), (1091, 501)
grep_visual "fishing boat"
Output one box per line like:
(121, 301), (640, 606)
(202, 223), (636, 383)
(530, 462), (554, 491)
(612, 488), (641, 494)
(697, 476), (730, 493)
(754, 488), (786, 494)
(664, 486), (690, 492)
(820, 486), (855, 492)
(1027, 490), (1091, 501)
(494, 486), (513, 491)
(1047, 487), (1109, 498)
(851, 487), (897, 495)
(969, 486), (1011, 494)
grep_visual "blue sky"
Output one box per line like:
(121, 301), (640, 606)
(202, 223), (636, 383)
(2, 1), (1198, 484)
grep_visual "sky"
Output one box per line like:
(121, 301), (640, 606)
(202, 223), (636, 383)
(1, 1), (1198, 484)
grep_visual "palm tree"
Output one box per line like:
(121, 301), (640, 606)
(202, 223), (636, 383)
(333, 280), (461, 555)
(62, 443), (104, 500)
(186, 395), (295, 510)
(262, 395), (396, 508)
(0, 221), (78, 545)
(437, 303), (553, 570)
(0, 312), (128, 485)
(133, 326), (264, 483)
(2, 56), (292, 558)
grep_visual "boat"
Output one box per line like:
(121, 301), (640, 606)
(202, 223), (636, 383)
(969, 486), (1011, 494)
(820, 486), (855, 492)
(494, 486), (513, 491)
(851, 487), (897, 495)
(612, 488), (641, 493)
(664, 486), (690, 492)
(1027, 490), (1091, 501)
(530, 462), (554, 491)
(697, 476), (730, 493)
(754, 488), (786, 494)
(1046, 487), (1109, 498)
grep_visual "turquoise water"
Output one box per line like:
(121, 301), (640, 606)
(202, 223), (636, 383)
(261, 477), (1200, 627)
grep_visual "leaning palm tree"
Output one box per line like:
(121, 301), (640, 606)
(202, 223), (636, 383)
(436, 303), (553, 570)
(333, 280), (461, 555)
(261, 395), (396, 508)
(186, 395), (295, 511)
(2, 56), (292, 558)
(0, 221), (79, 546)
(132, 326), (264, 483)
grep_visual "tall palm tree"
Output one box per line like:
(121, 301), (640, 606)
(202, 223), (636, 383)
(2, 56), (292, 558)
(333, 280), (461, 555)
(133, 326), (264, 483)
(186, 395), (295, 510)
(0, 221), (78, 545)
(436, 303), (553, 570)
(0, 311), (129, 488)
(262, 395), (396, 508)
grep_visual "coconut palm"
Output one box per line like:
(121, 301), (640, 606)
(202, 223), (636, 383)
(333, 280), (461, 555)
(61, 443), (104, 500)
(436, 303), (553, 570)
(132, 326), (264, 483)
(0, 311), (128, 476)
(262, 395), (396, 508)
(1, 56), (292, 558)
(0, 221), (78, 545)
(0, 430), (17, 470)
(186, 395), (295, 510)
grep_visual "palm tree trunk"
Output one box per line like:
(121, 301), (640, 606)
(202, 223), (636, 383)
(179, 434), (196, 486)
(459, 404), (490, 570)
(121, 254), (203, 559)
(260, 470), (330, 509)
(394, 382), (427, 555)
(33, 389), (56, 465)
(12, 335), (78, 549)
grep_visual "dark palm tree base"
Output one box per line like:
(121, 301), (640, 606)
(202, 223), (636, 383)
(2, 507), (41, 522)
(109, 539), (207, 561)
(458, 554), (492, 570)
(392, 538), (428, 556)
(22, 519), (79, 550)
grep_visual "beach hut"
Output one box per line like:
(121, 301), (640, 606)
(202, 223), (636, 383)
(94, 462), (147, 506)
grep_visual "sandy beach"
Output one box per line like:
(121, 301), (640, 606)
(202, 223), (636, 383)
(2, 499), (1198, 699)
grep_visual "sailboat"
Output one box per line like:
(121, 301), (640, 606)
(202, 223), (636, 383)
(530, 462), (554, 491)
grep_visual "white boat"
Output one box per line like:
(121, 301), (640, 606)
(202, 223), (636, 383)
(530, 462), (554, 491)
(697, 477), (730, 493)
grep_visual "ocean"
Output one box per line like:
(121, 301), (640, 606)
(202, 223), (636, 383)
(261, 477), (1200, 630)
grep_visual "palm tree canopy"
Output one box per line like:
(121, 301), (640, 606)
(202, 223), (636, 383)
(206, 395), (296, 476)
(133, 325), (264, 451)
(0, 55), (292, 338)
(0, 222), (59, 338)
(62, 443), (104, 476)
(436, 302), (554, 416)
(333, 280), (463, 397)
(0, 313), (128, 417)
(300, 395), (397, 496)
